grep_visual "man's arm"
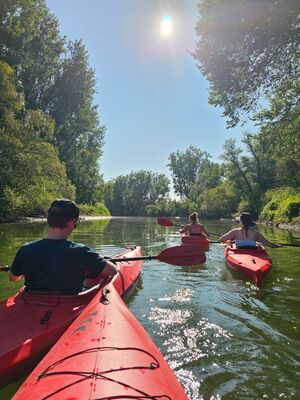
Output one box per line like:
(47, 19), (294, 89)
(101, 260), (118, 277)
(9, 271), (24, 281)
(9, 246), (26, 282)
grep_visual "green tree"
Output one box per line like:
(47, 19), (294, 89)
(168, 145), (211, 199)
(193, 0), (299, 127)
(199, 181), (240, 219)
(0, 62), (23, 125)
(221, 138), (254, 194)
(189, 161), (222, 201)
(0, 0), (65, 110)
(0, 62), (75, 221)
(104, 171), (170, 216)
(255, 79), (300, 166)
(0, 2), (106, 205)
(220, 135), (276, 216)
(48, 40), (105, 204)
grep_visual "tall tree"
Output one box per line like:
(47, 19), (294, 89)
(0, 0), (65, 110)
(199, 181), (240, 219)
(104, 171), (170, 216)
(167, 145), (211, 199)
(0, 62), (75, 221)
(189, 161), (221, 201)
(254, 79), (300, 166)
(47, 40), (105, 204)
(193, 0), (300, 127)
(0, 1), (106, 205)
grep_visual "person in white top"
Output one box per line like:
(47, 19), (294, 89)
(219, 212), (281, 248)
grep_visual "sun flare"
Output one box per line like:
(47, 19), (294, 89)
(161, 15), (173, 36)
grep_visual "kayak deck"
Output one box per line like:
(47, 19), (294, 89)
(13, 284), (188, 400)
(0, 246), (142, 388)
(225, 245), (272, 285)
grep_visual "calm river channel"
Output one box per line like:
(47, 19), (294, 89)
(0, 217), (299, 399)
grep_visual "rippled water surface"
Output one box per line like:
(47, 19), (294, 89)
(0, 217), (300, 399)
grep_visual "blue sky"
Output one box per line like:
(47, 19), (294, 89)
(46, 0), (254, 182)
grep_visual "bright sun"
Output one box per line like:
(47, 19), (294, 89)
(161, 15), (173, 36)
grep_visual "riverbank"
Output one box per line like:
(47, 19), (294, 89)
(24, 215), (111, 223)
(219, 217), (300, 232)
(260, 221), (300, 232)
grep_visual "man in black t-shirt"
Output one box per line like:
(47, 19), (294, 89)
(9, 199), (117, 294)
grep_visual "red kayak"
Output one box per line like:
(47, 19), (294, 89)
(181, 233), (210, 251)
(0, 246), (142, 388)
(224, 245), (272, 285)
(13, 283), (188, 400)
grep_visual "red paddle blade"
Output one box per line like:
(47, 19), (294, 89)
(157, 217), (175, 227)
(155, 245), (206, 266)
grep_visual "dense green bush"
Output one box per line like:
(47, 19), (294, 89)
(78, 203), (110, 216)
(146, 200), (198, 218)
(260, 187), (300, 223)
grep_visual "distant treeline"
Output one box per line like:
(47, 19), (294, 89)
(1, 1), (299, 224)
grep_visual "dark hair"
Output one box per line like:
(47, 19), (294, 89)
(189, 212), (198, 223)
(240, 212), (255, 237)
(47, 199), (79, 228)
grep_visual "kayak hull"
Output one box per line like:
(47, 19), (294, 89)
(181, 233), (209, 250)
(224, 245), (272, 285)
(0, 246), (142, 388)
(13, 284), (188, 400)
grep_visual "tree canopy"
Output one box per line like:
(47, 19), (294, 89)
(104, 171), (170, 216)
(193, 0), (300, 127)
(0, 0), (106, 219)
(167, 145), (211, 199)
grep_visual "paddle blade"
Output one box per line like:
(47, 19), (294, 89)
(157, 217), (175, 227)
(155, 245), (206, 266)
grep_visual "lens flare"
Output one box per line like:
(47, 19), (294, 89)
(161, 15), (173, 36)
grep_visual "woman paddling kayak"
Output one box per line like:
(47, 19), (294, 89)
(219, 212), (281, 248)
(180, 212), (209, 238)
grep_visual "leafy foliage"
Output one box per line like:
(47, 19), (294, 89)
(261, 187), (300, 223)
(146, 199), (198, 218)
(0, 61), (75, 221)
(0, 1), (106, 218)
(193, 0), (300, 127)
(167, 145), (211, 199)
(47, 40), (105, 204)
(199, 181), (240, 219)
(78, 203), (110, 216)
(0, 0), (65, 110)
(104, 171), (170, 216)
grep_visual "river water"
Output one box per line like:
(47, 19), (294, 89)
(0, 217), (299, 399)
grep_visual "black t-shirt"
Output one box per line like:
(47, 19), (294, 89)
(10, 238), (107, 294)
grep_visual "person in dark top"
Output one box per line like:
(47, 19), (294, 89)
(9, 199), (118, 294)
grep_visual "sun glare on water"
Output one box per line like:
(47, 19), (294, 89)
(161, 15), (173, 36)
